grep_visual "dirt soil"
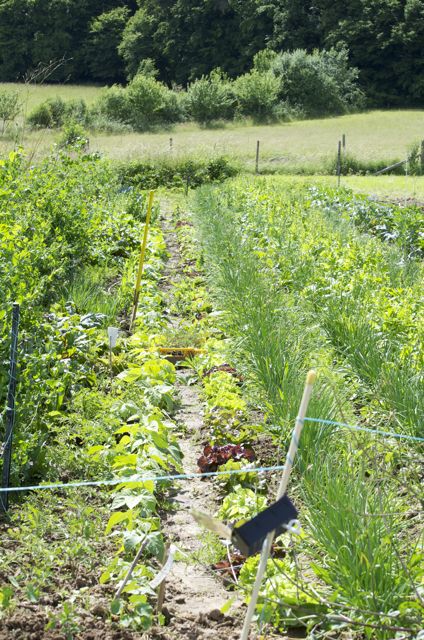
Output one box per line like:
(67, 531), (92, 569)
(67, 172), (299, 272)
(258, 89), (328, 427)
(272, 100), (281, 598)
(152, 202), (245, 639)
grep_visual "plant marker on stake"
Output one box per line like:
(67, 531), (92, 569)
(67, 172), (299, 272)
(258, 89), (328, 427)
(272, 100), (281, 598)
(129, 190), (155, 331)
(239, 369), (316, 640)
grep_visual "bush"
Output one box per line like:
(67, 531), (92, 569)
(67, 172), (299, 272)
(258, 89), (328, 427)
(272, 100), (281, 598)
(126, 73), (173, 131)
(271, 48), (364, 117)
(59, 121), (89, 149)
(234, 70), (280, 122)
(27, 96), (68, 128)
(0, 88), (21, 133)
(95, 85), (131, 124)
(186, 70), (234, 125)
(27, 102), (54, 128)
(117, 156), (238, 190)
(65, 99), (90, 126)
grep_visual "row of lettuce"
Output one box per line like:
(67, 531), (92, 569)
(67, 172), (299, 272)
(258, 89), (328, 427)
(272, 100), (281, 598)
(0, 149), (185, 630)
(182, 179), (423, 637)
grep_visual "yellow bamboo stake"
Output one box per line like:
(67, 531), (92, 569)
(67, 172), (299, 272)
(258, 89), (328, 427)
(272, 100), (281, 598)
(129, 190), (155, 331)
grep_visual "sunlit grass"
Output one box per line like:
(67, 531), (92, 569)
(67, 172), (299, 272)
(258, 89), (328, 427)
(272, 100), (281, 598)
(0, 102), (423, 177)
(0, 82), (102, 111)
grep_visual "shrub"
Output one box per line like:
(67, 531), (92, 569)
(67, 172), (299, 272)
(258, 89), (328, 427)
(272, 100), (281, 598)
(27, 96), (67, 128)
(27, 102), (54, 128)
(65, 99), (90, 126)
(271, 48), (364, 117)
(117, 156), (238, 190)
(0, 89), (21, 133)
(407, 141), (424, 176)
(252, 49), (278, 73)
(159, 87), (186, 124)
(95, 85), (131, 124)
(126, 73), (171, 131)
(234, 70), (280, 122)
(59, 121), (89, 149)
(186, 70), (234, 125)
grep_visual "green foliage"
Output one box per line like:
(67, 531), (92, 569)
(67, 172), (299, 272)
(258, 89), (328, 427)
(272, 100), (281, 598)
(27, 96), (90, 129)
(0, 148), (154, 482)
(95, 85), (132, 126)
(0, 88), (21, 133)
(194, 179), (423, 437)
(117, 156), (238, 190)
(271, 48), (364, 117)
(118, 0), (271, 84)
(126, 73), (171, 131)
(186, 70), (234, 125)
(234, 70), (280, 122)
(86, 7), (129, 83)
(217, 486), (267, 526)
(0, 0), (421, 108)
(59, 121), (89, 149)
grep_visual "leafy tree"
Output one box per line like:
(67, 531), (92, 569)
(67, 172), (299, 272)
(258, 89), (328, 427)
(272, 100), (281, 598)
(126, 73), (179, 130)
(0, 0), (35, 79)
(119, 0), (273, 84)
(86, 7), (130, 82)
(0, 0), (131, 82)
(266, 0), (424, 106)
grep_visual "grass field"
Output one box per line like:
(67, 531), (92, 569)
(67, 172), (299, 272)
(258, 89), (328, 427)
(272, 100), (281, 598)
(0, 82), (101, 112)
(262, 174), (424, 200)
(89, 110), (423, 169)
(0, 83), (423, 199)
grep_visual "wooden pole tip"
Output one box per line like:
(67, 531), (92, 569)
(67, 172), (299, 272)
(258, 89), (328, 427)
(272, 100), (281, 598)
(306, 370), (317, 385)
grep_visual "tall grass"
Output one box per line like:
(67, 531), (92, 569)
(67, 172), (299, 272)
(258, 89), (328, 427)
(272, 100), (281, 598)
(196, 178), (423, 437)
(61, 266), (121, 326)
(192, 185), (349, 464)
(301, 450), (422, 637)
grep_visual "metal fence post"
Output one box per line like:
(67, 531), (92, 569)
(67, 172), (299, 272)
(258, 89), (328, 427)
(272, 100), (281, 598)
(1, 302), (20, 513)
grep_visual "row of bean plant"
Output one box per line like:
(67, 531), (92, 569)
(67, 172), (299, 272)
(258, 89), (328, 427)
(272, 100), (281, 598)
(0, 148), (182, 632)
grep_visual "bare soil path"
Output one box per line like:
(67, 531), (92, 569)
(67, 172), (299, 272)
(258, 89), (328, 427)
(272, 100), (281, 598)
(148, 200), (244, 639)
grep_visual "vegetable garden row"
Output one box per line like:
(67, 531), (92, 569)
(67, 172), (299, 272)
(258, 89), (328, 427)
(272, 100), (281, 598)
(0, 149), (422, 639)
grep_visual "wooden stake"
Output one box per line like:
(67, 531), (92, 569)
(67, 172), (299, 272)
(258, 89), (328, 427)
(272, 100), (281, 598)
(239, 370), (316, 640)
(129, 191), (155, 331)
(255, 140), (260, 174)
(115, 536), (148, 600)
(337, 141), (342, 187)
(420, 140), (424, 173)
(156, 543), (170, 614)
(342, 134), (346, 150)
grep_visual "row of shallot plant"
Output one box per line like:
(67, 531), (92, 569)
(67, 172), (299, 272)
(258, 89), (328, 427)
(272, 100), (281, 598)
(192, 179), (423, 638)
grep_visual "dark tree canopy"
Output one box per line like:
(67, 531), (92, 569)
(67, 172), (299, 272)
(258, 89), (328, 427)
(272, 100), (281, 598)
(0, 0), (422, 106)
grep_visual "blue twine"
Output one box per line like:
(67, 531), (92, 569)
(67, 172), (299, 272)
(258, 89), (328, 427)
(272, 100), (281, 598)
(1, 417), (422, 495)
(303, 417), (424, 443)
(0, 464), (286, 494)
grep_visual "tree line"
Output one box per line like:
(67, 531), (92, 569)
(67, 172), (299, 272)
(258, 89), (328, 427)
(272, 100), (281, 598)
(0, 0), (423, 106)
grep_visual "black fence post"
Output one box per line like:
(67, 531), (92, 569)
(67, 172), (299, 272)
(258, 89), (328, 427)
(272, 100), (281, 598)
(1, 302), (20, 513)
